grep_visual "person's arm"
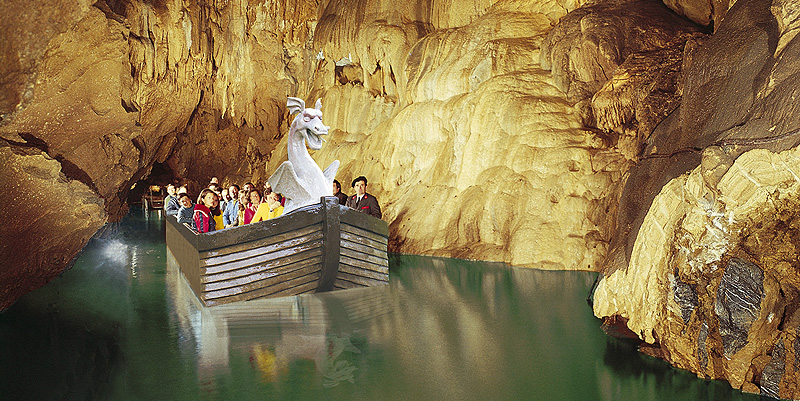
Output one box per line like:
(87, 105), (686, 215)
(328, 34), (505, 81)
(166, 197), (180, 216)
(370, 197), (382, 219)
(222, 202), (233, 226)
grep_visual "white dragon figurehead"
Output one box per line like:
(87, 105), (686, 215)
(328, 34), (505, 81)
(288, 98), (329, 150)
(267, 97), (340, 213)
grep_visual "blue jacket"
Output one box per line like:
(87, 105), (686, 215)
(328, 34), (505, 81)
(223, 200), (239, 227)
(164, 195), (180, 216)
(177, 205), (194, 225)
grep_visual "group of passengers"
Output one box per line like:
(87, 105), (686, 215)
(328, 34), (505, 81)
(162, 175), (380, 234)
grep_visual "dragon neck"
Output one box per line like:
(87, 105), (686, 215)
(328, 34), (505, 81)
(287, 126), (317, 174)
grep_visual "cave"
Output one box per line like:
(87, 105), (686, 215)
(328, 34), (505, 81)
(3, 0), (800, 397)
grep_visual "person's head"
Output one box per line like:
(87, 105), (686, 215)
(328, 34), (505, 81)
(267, 192), (282, 208)
(178, 193), (193, 208)
(243, 182), (255, 193)
(197, 189), (219, 209)
(229, 185), (239, 200)
(352, 176), (367, 196)
(166, 184), (176, 196)
(209, 183), (221, 192)
(248, 189), (262, 205)
(177, 185), (188, 195)
(210, 177), (219, 185)
(222, 188), (230, 202)
(263, 181), (272, 195)
(333, 180), (341, 195)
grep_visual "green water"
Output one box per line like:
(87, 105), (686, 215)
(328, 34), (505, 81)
(0, 208), (761, 401)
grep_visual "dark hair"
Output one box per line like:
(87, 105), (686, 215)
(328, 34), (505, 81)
(351, 176), (367, 188)
(333, 180), (341, 191)
(248, 189), (263, 203)
(197, 188), (218, 206)
(229, 184), (240, 191)
(244, 182), (255, 188)
(178, 193), (191, 202)
(208, 183), (221, 192)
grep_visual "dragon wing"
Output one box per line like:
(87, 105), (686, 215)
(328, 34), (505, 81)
(322, 160), (339, 185)
(268, 161), (313, 212)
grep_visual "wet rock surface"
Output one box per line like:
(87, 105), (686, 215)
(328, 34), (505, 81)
(715, 258), (764, 358)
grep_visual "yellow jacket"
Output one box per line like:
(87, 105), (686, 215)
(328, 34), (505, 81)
(251, 203), (284, 223)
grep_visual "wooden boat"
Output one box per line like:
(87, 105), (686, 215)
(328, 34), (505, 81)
(166, 197), (389, 306)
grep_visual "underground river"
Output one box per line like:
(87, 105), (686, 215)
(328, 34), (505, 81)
(0, 207), (762, 400)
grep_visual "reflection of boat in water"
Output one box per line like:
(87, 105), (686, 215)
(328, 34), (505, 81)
(165, 256), (391, 384)
(166, 197), (389, 306)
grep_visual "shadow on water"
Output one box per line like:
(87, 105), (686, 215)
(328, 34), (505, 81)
(0, 207), (768, 400)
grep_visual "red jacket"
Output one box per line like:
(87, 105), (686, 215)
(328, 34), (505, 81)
(192, 204), (215, 233)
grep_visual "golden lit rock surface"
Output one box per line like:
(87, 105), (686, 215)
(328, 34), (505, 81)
(593, 0), (800, 396)
(594, 146), (800, 398)
(0, 141), (106, 309)
(0, 0), (707, 300)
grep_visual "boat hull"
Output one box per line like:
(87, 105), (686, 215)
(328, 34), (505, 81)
(166, 197), (388, 306)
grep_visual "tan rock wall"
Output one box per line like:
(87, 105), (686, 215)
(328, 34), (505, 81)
(593, 146), (800, 397)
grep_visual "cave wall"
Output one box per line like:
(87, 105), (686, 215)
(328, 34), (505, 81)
(6, 0), (800, 396)
(0, 0), (708, 302)
(591, 0), (800, 397)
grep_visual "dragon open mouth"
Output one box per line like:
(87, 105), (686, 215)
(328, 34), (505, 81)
(306, 130), (325, 150)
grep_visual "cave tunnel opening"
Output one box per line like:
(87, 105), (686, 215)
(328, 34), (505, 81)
(126, 161), (179, 208)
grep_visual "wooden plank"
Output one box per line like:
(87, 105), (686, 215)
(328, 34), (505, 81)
(202, 241), (322, 276)
(334, 271), (388, 287)
(333, 280), (364, 290)
(203, 248), (323, 283)
(340, 254), (388, 272)
(340, 230), (387, 251)
(201, 224), (321, 260)
(338, 263), (389, 281)
(340, 238), (388, 259)
(165, 218), (202, 297)
(203, 264), (322, 299)
(341, 223), (388, 246)
(201, 229), (322, 266)
(340, 248), (389, 269)
(203, 271), (321, 305)
(203, 257), (322, 291)
(340, 209), (389, 237)
(194, 203), (324, 251)
(317, 197), (341, 292)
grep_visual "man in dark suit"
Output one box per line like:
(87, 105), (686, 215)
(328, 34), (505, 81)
(345, 176), (381, 218)
(333, 179), (348, 205)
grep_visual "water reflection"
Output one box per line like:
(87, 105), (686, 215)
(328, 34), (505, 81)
(0, 207), (763, 400)
(166, 252), (390, 389)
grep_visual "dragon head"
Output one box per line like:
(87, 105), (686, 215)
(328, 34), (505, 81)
(287, 97), (330, 150)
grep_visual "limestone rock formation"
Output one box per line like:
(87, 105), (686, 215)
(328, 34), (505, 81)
(592, 0), (800, 397)
(4, 0), (800, 395)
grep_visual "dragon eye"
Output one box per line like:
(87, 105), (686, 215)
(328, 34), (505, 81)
(303, 116), (311, 122)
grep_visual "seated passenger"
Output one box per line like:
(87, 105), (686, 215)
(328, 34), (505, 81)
(333, 180), (348, 205)
(212, 202), (224, 231)
(266, 193), (284, 219)
(345, 176), (381, 218)
(237, 190), (249, 226)
(223, 185), (240, 228)
(243, 189), (262, 224)
(164, 184), (180, 216)
(176, 194), (194, 225)
(193, 189), (219, 233)
(251, 192), (284, 223)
